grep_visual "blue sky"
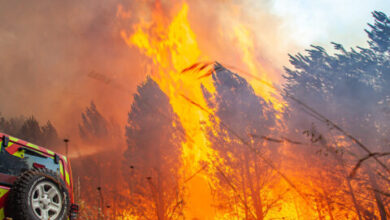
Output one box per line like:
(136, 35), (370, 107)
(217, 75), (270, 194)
(270, 0), (390, 51)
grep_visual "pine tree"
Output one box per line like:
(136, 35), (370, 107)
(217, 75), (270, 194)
(366, 11), (390, 53)
(0, 114), (61, 150)
(41, 121), (61, 148)
(202, 63), (279, 219)
(123, 77), (185, 219)
(283, 11), (390, 219)
(18, 116), (43, 145)
(79, 101), (108, 141)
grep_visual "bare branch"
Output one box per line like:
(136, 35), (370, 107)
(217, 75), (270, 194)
(349, 152), (390, 178)
(215, 166), (257, 219)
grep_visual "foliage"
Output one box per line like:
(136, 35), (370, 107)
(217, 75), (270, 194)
(123, 77), (185, 220)
(283, 10), (390, 219)
(0, 114), (61, 150)
(79, 101), (109, 141)
(202, 63), (281, 219)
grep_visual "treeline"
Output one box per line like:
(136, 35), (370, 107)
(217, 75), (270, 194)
(0, 114), (61, 150)
(283, 11), (390, 219)
(120, 10), (390, 219)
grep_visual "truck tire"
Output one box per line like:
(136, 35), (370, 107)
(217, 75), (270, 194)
(5, 168), (70, 220)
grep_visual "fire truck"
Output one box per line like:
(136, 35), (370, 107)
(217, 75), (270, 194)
(0, 132), (78, 220)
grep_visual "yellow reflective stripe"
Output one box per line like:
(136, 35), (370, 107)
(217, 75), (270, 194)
(0, 187), (8, 197)
(12, 149), (25, 158)
(65, 170), (70, 185)
(0, 188), (9, 218)
(26, 143), (40, 150)
(46, 149), (54, 156)
(0, 208), (4, 220)
(60, 162), (64, 177)
(8, 136), (18, 142)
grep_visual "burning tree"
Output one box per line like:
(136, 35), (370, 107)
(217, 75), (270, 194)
(76, 101), (127, 219)
(123, 77), (185, 219)
(202, 64), (281, 219)
(283, 11), (390, 219)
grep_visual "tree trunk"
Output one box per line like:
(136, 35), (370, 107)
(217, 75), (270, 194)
(315, 198), (324, 220)
(345, 177), (363, 220)
(369, 172), (387, 220)
(330, 144), (363, 220)
(240, 161), (250, 219)
(157, 170), (165, 220)
(244, 151), (264, 220)
(324, 194), (334, 220)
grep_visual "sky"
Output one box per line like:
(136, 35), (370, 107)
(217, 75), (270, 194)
(270, 0), (390, 51)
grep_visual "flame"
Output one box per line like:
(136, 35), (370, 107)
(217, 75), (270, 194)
(121, 1), (214, 172)
(231, 23), (285, 112)
(120, 1), (293, 219)
(122, 2), (200, 72)
(116, 1), (374, 219)
(121, 2), (217, 218)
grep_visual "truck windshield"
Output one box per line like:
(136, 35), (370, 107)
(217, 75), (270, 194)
(0, 150), (28, 176)
(0, 143), (60, 177)
(24, 152), (60, 174)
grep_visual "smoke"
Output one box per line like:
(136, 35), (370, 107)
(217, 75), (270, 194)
(0, 2), (298, 216)
(1, 0), (386, 139)
(0, 0), (146, 135)
(0, 0), (297, 148)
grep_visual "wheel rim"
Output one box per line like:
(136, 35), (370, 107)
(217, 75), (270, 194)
(30, 180), (63, 220)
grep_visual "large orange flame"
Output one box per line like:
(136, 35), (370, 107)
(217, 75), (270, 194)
(121, 2), (218, 218)
(120, 1), (291, 219)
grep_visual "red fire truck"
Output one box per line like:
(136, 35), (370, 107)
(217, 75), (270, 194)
(0, 132), (78, 220)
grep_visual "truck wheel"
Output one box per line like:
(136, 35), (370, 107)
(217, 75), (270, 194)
(5, 168), (70, 220)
